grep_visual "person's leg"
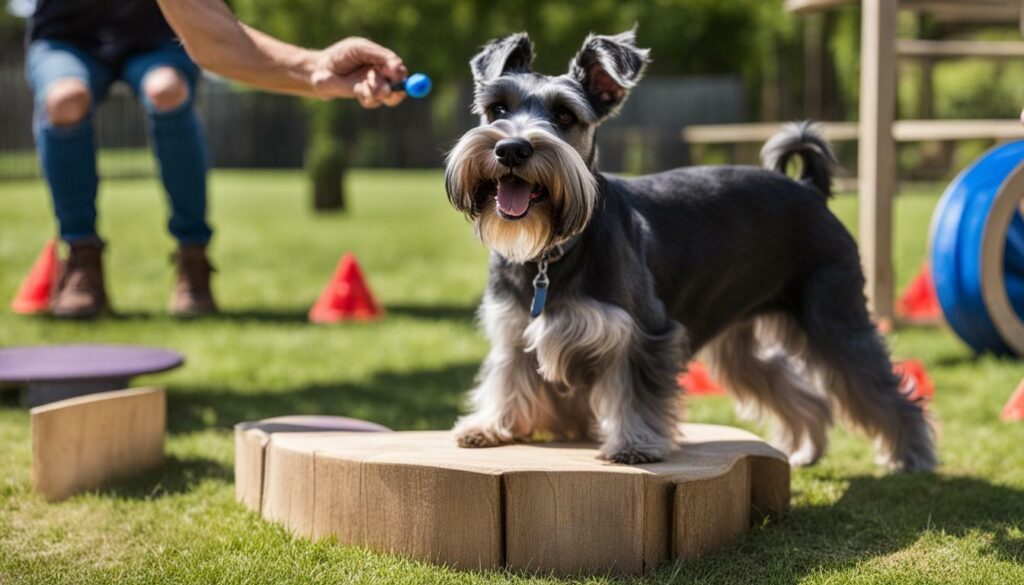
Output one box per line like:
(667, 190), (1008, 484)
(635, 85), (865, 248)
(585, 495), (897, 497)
(26, 40), (114, 243)
(122, 44), (217, 315)
(26, 40), (115, 317)
(122, 42), (211, 245)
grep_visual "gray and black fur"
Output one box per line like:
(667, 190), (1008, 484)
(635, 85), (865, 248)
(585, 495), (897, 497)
(445, 29), (936, 470)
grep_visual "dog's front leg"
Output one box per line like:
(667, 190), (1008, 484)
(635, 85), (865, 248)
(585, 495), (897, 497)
(527, 298), (686, 463)
(454, 293), (551, 448)
(453, 345), (549, 447)
(591, 322), (687, 464)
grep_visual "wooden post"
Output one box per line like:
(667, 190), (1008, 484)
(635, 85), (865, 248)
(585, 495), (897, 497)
(858, 0), (898, 323)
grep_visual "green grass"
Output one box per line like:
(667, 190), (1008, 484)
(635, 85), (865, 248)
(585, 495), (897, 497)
(0, 148), (159, 181)
(1, 170), (1023, 584)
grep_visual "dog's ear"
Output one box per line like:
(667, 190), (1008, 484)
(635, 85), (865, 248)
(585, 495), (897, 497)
(569, 27), (650, 119)
(471, 33), (534, 84)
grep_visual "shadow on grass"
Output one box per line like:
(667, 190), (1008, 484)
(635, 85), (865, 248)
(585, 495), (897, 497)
(931, 352), (983, 368)
(167, 361), (479, 433)
(386, 303), (478, 323)
(99, 454), (233, 500)
(658, 472), (1024, 582)
(85, 302), (479, 325)
(0, 386), (21, 407)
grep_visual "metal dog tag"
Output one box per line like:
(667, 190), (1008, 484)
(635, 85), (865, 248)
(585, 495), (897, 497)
(530, 282), (548, 318)
(531, 260), (551, 318)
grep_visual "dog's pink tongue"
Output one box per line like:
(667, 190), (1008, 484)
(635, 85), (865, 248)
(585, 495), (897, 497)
(496, 177), (531, 217)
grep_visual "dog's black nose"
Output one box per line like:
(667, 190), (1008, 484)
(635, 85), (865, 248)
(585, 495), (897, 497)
(494, 138), (534, 167)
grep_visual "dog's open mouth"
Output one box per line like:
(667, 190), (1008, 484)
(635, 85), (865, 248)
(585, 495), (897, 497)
(494, 175), (547, 220)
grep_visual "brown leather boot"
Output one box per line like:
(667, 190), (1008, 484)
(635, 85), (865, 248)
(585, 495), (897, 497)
(52, 238), (109, 319)
(171, 244), (218, 317)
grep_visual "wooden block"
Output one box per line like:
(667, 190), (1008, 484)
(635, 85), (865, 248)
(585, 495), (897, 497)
(272, 432), (504, 570)
(234, 416), (391, 513)
(673, 459), (751, 559)
(243, 424), (789, 576)
(31, 387), (165, 501)
(234, 426), (269, 512)
(749, 456), (792, 517)
(261, 438), (316, 537)
(505, 469), (647, 574)
(314, 456), (503, 569)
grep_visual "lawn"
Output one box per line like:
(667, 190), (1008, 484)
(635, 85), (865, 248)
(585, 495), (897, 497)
(1, 170), (1022, 584)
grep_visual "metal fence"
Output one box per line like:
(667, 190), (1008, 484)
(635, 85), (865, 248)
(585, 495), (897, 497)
(0, 67), (745, 180)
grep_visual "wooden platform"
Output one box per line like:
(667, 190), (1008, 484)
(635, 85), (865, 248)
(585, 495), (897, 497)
(235, 424), (790, 576)
(32, 387), (165, 501)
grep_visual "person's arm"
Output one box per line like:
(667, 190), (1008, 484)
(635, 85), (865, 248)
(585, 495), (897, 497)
(155, 0), (406, 107)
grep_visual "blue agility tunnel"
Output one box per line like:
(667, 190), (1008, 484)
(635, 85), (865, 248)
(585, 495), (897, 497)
(930, 140), (1024, 357)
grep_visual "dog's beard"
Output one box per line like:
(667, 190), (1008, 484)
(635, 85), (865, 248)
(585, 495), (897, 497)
(445, 122), (597, 263)
(477, 197), (554, 263)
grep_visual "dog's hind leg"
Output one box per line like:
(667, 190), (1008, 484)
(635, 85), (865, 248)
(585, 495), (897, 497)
(796, 267), (937, 472)
(454, 292), (555, 448)
(703, 317), (833, 466)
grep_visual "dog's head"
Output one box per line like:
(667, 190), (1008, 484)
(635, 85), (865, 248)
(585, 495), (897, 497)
(445, 29), (650, 263)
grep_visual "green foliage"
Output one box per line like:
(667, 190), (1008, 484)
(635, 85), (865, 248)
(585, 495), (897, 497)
(827, 7), (862, 117)
(231, 0), (792, 84)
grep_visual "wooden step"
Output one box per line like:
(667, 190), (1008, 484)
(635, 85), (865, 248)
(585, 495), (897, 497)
(898, 39), (1024, 59)
(682, 120), (1024, 145)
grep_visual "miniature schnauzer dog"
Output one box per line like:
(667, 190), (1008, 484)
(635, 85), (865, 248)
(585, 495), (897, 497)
(444, 29), (936, 471)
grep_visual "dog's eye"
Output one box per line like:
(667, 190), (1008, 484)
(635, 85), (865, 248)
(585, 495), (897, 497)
(554, 107), (576, 127)
(488, 102), (509, 118)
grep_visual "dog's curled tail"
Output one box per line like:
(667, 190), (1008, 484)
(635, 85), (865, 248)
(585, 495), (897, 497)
(761, 121), (837, 198)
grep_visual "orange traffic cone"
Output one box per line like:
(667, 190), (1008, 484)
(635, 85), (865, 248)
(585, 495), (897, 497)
(1001, 380), (1024, 422)
(10, 238), (61, 315)
(893, 359), (935, 402)
(309, 253), (384, 323)
(897, 262), (942, 324)
(678, 360), (727, 396)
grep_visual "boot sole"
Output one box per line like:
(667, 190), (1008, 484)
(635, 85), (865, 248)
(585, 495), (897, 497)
(170, 306), (219, 318)
(51, 301), (111, 320)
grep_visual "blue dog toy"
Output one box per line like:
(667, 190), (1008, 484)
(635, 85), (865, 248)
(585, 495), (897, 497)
(390, 73), (432, 98)
(930, 140), (1024, 356)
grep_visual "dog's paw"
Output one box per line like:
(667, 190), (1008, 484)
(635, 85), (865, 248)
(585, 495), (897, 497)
(599, 446), (664, 465)
(455, 427), (505, 448)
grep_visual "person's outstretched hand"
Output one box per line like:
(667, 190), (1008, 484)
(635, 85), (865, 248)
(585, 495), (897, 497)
(310, 37), (408, 108)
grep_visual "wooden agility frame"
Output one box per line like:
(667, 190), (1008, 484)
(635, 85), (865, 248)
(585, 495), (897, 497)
(685, 0), (1024, 322)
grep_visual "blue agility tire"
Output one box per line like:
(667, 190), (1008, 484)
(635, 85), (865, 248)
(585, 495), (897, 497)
(930, 140), (1024, 356)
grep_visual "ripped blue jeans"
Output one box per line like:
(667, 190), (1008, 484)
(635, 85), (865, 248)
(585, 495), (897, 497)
(26, 39), (211, 244)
